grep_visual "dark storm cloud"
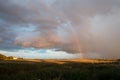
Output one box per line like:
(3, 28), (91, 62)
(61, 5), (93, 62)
(0, 0), (120, 58)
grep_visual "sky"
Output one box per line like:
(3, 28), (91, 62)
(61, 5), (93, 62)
(0, 0), (120, 59)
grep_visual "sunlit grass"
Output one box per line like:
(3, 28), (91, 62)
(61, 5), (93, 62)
(24, 59), (117, 64)
(0, 59), (120, 80)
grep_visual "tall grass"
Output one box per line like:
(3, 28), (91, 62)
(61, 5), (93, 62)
(0, 61), (120, 80)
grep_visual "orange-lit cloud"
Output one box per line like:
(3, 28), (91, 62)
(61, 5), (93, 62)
(0, 0), (120, 58)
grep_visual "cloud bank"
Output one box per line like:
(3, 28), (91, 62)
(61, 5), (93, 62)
(0, 0), (120, 58)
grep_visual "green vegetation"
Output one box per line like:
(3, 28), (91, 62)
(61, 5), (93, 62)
(0, 54), (7, 60)
(0, 54), (23, 60)
(0, 60), (120, 80)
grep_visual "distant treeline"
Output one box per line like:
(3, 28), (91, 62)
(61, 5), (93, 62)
(0, 54), (23, 60)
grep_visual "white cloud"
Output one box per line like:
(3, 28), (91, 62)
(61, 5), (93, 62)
(0, 50), (82, 59)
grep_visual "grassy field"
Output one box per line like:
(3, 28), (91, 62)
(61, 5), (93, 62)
(0, 59), (120, 80)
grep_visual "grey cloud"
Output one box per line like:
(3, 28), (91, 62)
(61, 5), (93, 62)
(0, 38), (2, 43)
(0, 0), (120, 58)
